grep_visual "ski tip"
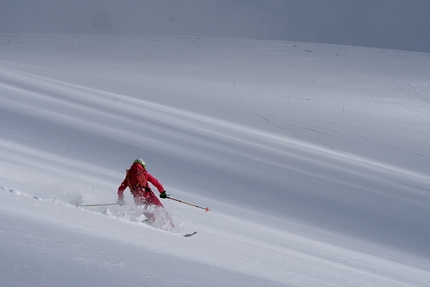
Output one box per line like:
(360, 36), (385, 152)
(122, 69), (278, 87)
(183, 231), (197, 237)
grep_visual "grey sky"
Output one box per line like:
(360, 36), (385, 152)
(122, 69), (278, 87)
(1, 0), (430, 53)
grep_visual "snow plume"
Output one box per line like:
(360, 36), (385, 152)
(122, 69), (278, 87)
(99, 204), (177, 232)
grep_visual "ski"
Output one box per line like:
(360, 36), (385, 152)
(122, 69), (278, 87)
(183, 231), (197, 237)
(142, 219), (196, 237)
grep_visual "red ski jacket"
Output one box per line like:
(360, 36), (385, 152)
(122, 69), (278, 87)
(117, 163), (164, 199)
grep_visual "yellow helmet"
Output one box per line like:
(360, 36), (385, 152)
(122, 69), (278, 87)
(133, 158), (146, 168)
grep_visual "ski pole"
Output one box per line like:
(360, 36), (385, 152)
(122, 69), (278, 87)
(166, 196), (210, 212)
(77, 203), (118, 207)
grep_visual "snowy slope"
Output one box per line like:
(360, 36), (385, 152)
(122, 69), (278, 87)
(1, 33), (430, 287)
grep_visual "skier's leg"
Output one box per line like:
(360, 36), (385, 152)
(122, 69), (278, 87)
(148, 193), (175, 229)
(134, 195), (156, 223)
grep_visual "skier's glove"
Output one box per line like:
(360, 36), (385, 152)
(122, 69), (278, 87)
(160, 191), (167, 199)
(117, 198), (126, 206)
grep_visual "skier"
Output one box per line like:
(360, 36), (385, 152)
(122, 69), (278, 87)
(117, 159), (173, 228)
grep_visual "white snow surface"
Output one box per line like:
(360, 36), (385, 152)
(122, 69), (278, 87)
(1, 33), (430, 287)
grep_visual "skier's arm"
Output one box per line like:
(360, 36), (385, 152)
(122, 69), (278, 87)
(117, 178), (128, 199)
(145, 172), (164, 193)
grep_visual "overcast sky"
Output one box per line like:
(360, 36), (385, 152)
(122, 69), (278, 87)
(1, 0), (430, 53)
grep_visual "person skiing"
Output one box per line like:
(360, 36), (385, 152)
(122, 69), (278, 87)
(117, 159), (173, 228)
